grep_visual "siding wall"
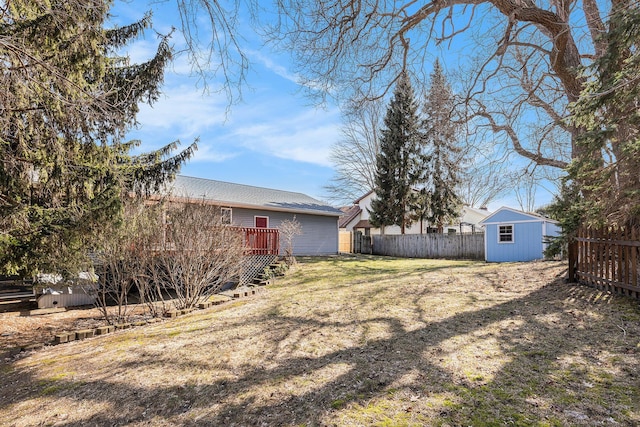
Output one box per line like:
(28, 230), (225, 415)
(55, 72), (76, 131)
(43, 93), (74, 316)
(485, 222), (545, 262)
(37, 287), (96, 309)
(546, 223), (561, 238)
(230, 208), (338, 255)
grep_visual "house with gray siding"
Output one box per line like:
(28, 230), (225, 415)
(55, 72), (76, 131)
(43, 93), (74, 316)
(162, 175), (341, 256)
(479, 207), (561, 262)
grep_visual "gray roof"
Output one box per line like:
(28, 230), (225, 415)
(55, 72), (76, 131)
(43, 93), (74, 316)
(162, 175), (342, 217)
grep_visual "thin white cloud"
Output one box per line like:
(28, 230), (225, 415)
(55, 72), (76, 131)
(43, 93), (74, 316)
(122, 39), (158, 65)
(127, 41), (342, 169)
(249, 49), (300, 85)
(132, 74), (340, 168)
(230, 107), (341, 167)
(135, 85), (227, 138)
(248, 49), (332, 93)
(189, 144), (239, 163)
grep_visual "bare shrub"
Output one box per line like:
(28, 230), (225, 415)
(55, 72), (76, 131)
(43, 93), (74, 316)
(92, 200), (164, 324)
(129, 203), (172, 318)
(158, 200), (245, 310)
(279, 216), (303, 265)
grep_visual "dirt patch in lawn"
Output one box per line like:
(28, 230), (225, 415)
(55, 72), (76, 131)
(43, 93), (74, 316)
(0, 256), (639, 426)
(0, 295), (233, 352)
(0, 304), (137, 351)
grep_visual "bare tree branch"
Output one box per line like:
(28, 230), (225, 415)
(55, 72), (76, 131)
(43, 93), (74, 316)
(324, 101), (383, 204)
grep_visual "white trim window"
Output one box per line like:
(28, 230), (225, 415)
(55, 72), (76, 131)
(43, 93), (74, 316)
(498, 224), (514, 243)
(221, 207), (232, 225)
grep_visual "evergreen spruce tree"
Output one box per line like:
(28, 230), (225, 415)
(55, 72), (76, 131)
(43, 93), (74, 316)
(409, 187), (429, 234)
(421, 60), (461, 232)
(0, 0), (196, 277)
(369, 73), (421, 234)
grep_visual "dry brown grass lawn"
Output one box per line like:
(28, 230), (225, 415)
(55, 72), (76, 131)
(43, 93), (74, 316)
(0, 256), (639, 426)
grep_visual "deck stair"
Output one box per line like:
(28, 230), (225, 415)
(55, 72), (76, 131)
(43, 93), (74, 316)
(239, 254), (277, 286)
(248, 259), (289, 286)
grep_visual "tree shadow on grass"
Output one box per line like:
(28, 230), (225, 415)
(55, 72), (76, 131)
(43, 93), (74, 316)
(1, 268), (639, 426)
(288, 255), (481, 289)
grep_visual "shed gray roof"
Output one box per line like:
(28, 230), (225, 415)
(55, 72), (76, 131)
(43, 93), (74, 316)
(161, 175), (342, 217)
(479, 206), (559, 225)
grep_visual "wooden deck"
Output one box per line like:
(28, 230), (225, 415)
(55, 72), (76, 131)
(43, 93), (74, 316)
(0, 278), (35, 304)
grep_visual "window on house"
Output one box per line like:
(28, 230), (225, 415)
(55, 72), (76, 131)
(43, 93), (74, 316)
(255, 216), (269, 228)
(221, 207), (232, 225)
(499, 225), (514, 243)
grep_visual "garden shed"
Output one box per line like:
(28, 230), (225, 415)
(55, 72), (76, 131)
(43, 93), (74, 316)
(479, 207), (561, 262)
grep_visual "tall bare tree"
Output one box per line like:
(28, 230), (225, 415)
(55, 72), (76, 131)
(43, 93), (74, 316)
(264, 0), (610, 173)
(513, 171), (539, 214)
(324, 101), (383, 204)
(158, 1), (637, 225)
(456, 159), (511, 209)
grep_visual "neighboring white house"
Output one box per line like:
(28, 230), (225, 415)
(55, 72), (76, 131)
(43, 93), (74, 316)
(339, 190), (490, 235)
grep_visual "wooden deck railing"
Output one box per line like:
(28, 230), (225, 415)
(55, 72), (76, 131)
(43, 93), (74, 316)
(144, 225), (280, 257)
(232, 227), (280, 256)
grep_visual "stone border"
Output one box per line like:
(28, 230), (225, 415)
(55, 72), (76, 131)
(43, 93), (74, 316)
(6, 286), (267, 356)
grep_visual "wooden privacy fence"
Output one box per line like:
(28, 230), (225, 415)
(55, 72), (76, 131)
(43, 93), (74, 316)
(569, 226), (640, 299)
(339, 231), (352, 253)
(372, 233), (484, 260)
(353, 231), (373, 254)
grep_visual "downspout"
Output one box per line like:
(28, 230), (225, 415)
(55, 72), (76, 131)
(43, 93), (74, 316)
(542, 221), (547, 256)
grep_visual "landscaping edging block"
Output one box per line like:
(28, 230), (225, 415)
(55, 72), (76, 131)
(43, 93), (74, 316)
(15, 287), (267, 353)
(95, 325), (114, 335)
(75, 329), (95, 340)
(54, 334), (69, 344)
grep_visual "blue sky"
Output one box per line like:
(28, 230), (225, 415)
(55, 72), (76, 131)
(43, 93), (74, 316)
(110, 1), (341, 202)
(110, 1), (557, 210)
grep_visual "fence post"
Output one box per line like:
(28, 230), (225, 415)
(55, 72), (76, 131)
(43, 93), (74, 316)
(568, 238), (577, 283)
